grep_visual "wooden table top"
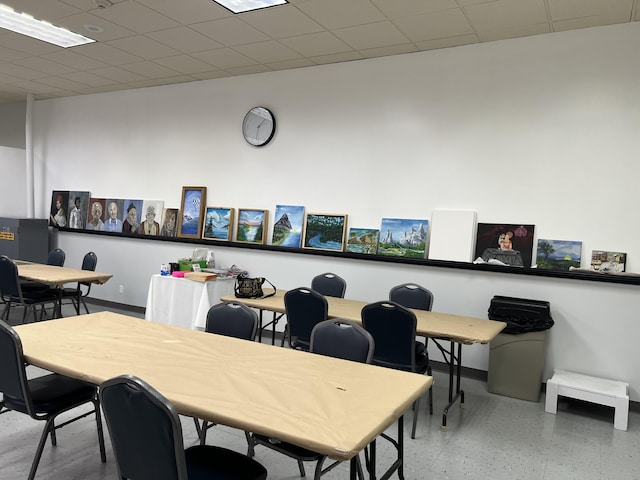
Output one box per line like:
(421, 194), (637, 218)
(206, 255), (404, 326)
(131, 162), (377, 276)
(222, 290), (506, 344)
(15, 312), (431, 461)
(17, 263), (112, 288)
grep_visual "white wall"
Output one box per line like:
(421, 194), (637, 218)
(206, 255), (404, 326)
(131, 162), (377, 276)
(0, 146), (27, 217)
(23, 23), (640, 398)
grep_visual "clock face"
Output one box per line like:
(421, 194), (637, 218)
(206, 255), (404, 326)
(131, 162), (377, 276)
(242, 107), (275, 147)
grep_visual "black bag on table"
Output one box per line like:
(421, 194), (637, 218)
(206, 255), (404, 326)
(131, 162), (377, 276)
(234, 274), (276, 299)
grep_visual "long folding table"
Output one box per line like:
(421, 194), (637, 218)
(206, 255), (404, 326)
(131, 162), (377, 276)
(222, 290), (506, 430)
(17, 262), (112, 317)
(15, 312), (432, 479)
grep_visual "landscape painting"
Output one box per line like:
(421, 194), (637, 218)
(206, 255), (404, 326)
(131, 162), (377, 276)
(536, 239), (582, 270)
(202, 207), (235, 241)
(303, 213), (347, 252)
(346, 228), (379, 255)
(178, 186), (206, 239)
(378, 218), (428, 258)
(271, 205), (305, 248)
(236, 209), (268, 244)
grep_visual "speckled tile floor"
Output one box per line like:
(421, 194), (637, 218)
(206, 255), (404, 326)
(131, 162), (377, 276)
(1, 302), (638, 479)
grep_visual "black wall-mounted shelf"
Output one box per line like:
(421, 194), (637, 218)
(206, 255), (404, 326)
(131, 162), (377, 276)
(57, 227), (640, 286)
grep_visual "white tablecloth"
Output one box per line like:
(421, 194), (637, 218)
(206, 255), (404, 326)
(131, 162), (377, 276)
(144, 274), (236, 330)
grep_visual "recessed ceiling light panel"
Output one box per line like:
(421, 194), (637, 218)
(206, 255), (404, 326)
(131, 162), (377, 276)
(0, 4), (95, 48)
(213, 0), (288, 14)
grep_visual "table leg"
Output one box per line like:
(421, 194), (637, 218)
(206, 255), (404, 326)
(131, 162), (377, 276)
(441, 341), (464, 431)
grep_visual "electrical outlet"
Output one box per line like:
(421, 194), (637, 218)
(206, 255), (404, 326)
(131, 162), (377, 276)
(119, 285), (124, 294)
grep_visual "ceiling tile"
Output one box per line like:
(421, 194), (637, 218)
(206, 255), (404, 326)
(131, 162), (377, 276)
(479, 22), (551, 42)
(191, 48), (258, 69)
(58, 71), (117, 87)
(267, 57), (316, 70)
(553, 16), (629, 32)
(87, 65), (147, 83)
(547, 0), (633, 21)
(73, 43), (143, 65)
(0, 64), (47, 80)
(297, 0), (386, 30)
(136, 0), (231, 24)
(415, 34), (479, 51)
(311, 51), (364, 65)
(9, 80), (64, 94)
(359, 43), (418, 59)
(1, 0), (80, 20)
(225, 64), (272, 75)
(393, 8), (475, 42)
(119, 60), (182, 78)
(0, 72), (21, 84)
(41, 50), (109, 70)
(55, 12), (137, 42)
(241, 5), (324, 38)
(191, 18), (270, 46)
(0, 45), (30, 62)
(129, 75), (194, 88)
(233, 40), (302, 63)
(280, 32), (353, 57)
(146, 27), (224, 53)
(371, 0), (458, 18)
(333, 21), (411, 50)
(92, 1), (180, 33)
(27, 76), (88, 90)
(0, 33), (60, 55)
(153, 55), (217, 74)
(465, 0), (549, 31)
(107, 36), (182, 60)
(13, 57), (77, 75)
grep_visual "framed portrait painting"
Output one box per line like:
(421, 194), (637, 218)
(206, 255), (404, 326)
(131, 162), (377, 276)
(303, 213), (348, 252)
(67, 191), (90, 230)
(203, 207), (235, 241)
(49, 190), (69, 228)
(177, 187), (206, 239)
(236, 209), (268, 244)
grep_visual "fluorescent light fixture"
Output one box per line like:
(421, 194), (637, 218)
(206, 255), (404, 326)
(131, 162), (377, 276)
(0, 4), (95, 48)
(213, 0), (288, 14)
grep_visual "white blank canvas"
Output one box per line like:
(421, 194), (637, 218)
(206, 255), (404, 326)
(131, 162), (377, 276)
(428, 210), (477, 262)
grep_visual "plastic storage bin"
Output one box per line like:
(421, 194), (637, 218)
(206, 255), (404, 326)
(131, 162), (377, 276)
(487, 296), (554, 402)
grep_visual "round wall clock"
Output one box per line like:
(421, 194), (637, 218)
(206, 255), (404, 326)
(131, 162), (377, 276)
(242, 107), (276, 147)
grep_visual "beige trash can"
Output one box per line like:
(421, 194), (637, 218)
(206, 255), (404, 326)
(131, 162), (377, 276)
(487, 330), (547, 402)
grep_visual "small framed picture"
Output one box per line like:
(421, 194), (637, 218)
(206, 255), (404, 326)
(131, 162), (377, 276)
(177, 186), (207, 239)
(67, 191), (90, 230)
(236, 209), (268, 244)
(203, 207), (235, 241)
(272, 204), (305, 248)
(50, 190), (69, 228)
(346, 228), (379, 255)
(303, 213), (348, 252)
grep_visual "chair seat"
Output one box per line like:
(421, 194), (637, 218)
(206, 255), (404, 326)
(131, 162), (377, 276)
(3, 373), (97, 415)
(185, 444), (268, 480)
(7, 291), (59, 306)
(372, 351), (429, 374)
(251, 433), (323, 461)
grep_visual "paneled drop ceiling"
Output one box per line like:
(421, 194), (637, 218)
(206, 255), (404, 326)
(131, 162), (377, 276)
(0, 0), (637, 104)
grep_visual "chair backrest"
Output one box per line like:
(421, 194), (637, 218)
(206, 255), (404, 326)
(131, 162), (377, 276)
(389, 283), (433, 311)
(310, 318), (375, 364)
(0, 320), (34, 416)
(0, 255), (21, 299)
(99, 375), (188, 480)
(81, 251), (98, 272)
(310, 272), (346, 298)
(79, 252), (98, 289)
(284, 287), (328, 350)
(47, 248), (66, 267)
(361, 301), (417, 371)
(206, 301), (258, 340)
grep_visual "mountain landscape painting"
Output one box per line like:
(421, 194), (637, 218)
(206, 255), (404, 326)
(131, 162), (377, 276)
(271, 205), (305, 248)
(378, 218), (428, 258)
